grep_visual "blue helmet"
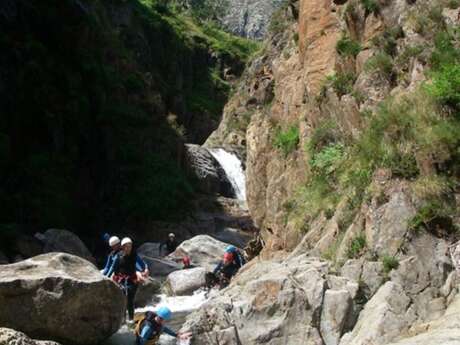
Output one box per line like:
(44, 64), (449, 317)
(225, 245), (237, 253)
(156, 306), (172, 321)
(103, 233), (110, 242)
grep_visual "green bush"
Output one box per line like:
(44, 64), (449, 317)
(427, 64), (460, 111)
(347, 235), (366, 259)
(310, 143), (345, 175)
(361, 0), (379, 14)
(382, 255), (399, 273)
(336, 36), (362, 57)
(274, 125), (300, 156)
(326, 72), (356, 96)
(365, 52), (394, 80)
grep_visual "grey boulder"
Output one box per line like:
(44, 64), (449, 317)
(0, 253), (125, 345)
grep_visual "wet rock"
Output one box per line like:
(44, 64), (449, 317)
(165, 267), (206, 296)
(0, 253), (125, 345)
(0, 328), (60, 345)
(41, 229), (95, 263)
(184, 144), (234, 198)
(135, 277), (161, 308)
(169, 235), (231, 271)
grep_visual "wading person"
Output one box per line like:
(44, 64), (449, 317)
(135, 307), (192, 345)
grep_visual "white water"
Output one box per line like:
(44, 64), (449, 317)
(136, 289), (209, 314)
(105, 290), (210, 345)
(209, 148), (246, 201)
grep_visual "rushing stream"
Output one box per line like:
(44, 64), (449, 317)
(209, 148), (246, 201)
(104, 290), (209, 345)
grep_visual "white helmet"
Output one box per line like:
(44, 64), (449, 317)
(121, 237), (133, 246)
(168, 233), (175, 238)
(109, 236), (120, 247)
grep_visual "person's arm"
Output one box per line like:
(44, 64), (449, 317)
(138, 324), (154, 345)
(105, 254), (119, 277)
(162, 326), (177, 338)
(135, 255), (147, 272)
(213, 261), (223, 275)
(101, 255), (113, 275)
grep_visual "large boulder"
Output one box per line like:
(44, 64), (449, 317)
(0, 253), (125, 345)
(41, 229), (95, 263)
(0, 328), (60, 345)
(14, 235), (43, 259)
(165, 267), (206, 296)
(182, 255), (357, 345)
(184, 144), (234, 198)
(169, 235), (231, 271)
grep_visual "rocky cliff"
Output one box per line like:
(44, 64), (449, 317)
(207, 0), (460, 255)
(187, 0), (460, 343)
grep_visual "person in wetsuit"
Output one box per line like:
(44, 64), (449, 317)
(135, 307), (191, 345)
(160, 233), (179, 256)
(105, 237), (148, 322)
(210, 251), (241, 289)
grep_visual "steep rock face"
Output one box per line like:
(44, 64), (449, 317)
(0, 253), (125, 345)
(222, 0), (285, 39)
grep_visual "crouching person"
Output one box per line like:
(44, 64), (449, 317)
(135, 307), (192, 345)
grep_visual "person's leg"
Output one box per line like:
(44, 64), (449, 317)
(127, 282), (138, 320)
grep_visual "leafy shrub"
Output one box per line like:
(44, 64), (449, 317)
(274, 125), (300, 156)
(382, 255), (399, 273)
(361, 0), (379, 14)
(347, 235), (366, 258)
(310, 143), (345, 175)
(365, 52), (394, 80)
(427, 64), (460, 111)
(372, 27), (404, 57)
(336, 36), (362, 57)
(326, 72), (357, 96)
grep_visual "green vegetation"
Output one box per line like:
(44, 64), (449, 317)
(325, 72), (357, 97)
(0, 0), (259, 240)
(336, 36), (362, 57)
(372, 27), (404, 57)
(360, 0), (379, 14)
(310, 144), (345, 175)
(365, 52), (394, 80)
(347, 235), (366, 259)
(274, 125), (300, 156)
(382, 255), (399, 274)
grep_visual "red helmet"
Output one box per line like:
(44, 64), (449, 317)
(223, 252), (234, 261)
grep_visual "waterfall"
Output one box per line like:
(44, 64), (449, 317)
(209, 148), (246, 201)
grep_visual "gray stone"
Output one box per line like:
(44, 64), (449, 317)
(361, 261), (385, 298)
(321, 290), (353, 345)
(138, 242), (161, 258)
(339, 282), (413, 345)
(184, 144), (234, 198)
(42, 229), (95, 263)
(166, 267), (206, 296)
(169, 235), (231, 271)
(0, 328), (61, 345)
(0, 253), (125, 345)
